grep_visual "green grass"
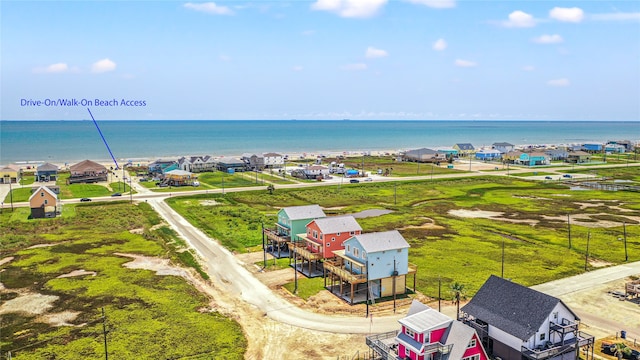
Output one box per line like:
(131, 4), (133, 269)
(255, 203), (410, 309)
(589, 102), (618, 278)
(255, 257), (292, 271)
(282, 276), (326, 300)
(324, 155), (464, 177)
(20, 173), (35, 185)
(570, 165), (640, 183)
(513, 171), (555, 177)
(167, 176), (640, 298)
(198, 171), (260, 188)
(0, 202), (245, 359)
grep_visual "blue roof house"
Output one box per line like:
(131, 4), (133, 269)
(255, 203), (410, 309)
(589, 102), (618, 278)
(475, 149), (502, 160)
(325, 230), (416, 304)
(582, 143), (603, 152)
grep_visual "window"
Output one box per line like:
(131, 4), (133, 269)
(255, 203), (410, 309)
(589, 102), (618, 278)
(397, 249), (402, 253)
(337, 232), (341, 236)
(553, 312), (558, 320)
(327, 243), (330, 247)
(353, 248), (359, 257)
(41, 192), (44, 197)
(313, 230), (318, 238)
(539, 333), (546, 341)
(467, 339), (476, 348)
(44, 199), (48, 205)
(332, 237), (335, 241)
(405, 328), (415, 338)
(350, 231), (355, 235)
(320, 234), (323, 240)
(346, 245), (350, 252)
(307, 230), (311, 235)
(362, 251), (367, 259)
(463, 355), (480, 360)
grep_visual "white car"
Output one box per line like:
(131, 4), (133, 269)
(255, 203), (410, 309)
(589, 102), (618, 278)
(364, 178), (373, 182)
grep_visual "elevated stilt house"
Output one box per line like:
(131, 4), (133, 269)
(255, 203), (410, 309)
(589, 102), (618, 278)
(262, 204), (326, 258)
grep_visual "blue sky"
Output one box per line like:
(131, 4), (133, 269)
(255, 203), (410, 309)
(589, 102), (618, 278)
(1, 0), (639, 120)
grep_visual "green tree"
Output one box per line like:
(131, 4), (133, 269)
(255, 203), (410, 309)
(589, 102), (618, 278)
(450, 282), (467, 318)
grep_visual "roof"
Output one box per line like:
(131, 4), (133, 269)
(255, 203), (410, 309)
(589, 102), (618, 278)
(310, 216), (362, 234)
(70, 160), (107, 173)
(29, 185), (57, 202)
(460, 275), (578, 341)
(443, 321), (480, 360)
(305, 165), (328, 170)
(263, 152), (282, 157)
(476, 149), (502, 154)
(405, 148), (440, 156)
(37, 163), (58, 171)
(399, 304), (452, 333)
(455, 143), (475, 150)
(350, 230), (409, 253)
(165, 169), (193, 176)
(568, 151), (590, 156)
(282, 204), (326, 220)
(493, 142), (514, 147)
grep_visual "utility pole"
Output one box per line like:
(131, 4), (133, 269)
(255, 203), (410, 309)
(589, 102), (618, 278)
(293, 246), (298, 294)
(392, 258), (397, 313)
(585, 231), (590, 271)
(102, 307), (109, 360)
(567, 214), (572, 249)
(9, 181), (14, 211)
(501, 237), (505, 278)
(394, 183), (397, 205)
(365, 259), (370, 318)
(624, 222), (628, 261)
(262, 222), (266, 269)
(438, 277), (441, 312)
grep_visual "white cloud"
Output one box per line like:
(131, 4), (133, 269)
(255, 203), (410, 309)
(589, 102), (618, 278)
(184, 2), (233, 15)
(33, 62), (69, 74)
(522, 65), (535, 71)
(365, 46), (388, 58)
(432, 38), (447, 51)
(502, 10), (536, 28)
(454, 59), (477, 67)
(547, 78), (570, 87)
(532, 34), (563, 44)
(549, 7), (584, 23)
(91, 58), (116, 73)
(404, 0), (455, 9)
(311, 0), (387, 18)
(341, 63), (368, 71)
(590, 12), (640, 21)
(292, 65), (303, 71)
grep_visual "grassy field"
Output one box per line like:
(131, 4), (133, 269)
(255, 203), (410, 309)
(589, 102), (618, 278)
(325, 155), (464, 177)
(570, 166), (640, 183)
(167, 176), (640, 298)
(0, 202), (246, 359)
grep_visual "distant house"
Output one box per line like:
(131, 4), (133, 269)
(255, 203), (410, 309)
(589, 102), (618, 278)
(460, 275), (594, 360)
(302, 165), (330, 179)
(367, 300), (489, 360)
(325, 230), (416, 304)
(29, 185), (59, 219)
(502, 151), (523, 164)
(453, 143), (475, 157)
(263, 153), (284, 168)
(216, 157), (246, 172)
(294, 216), (362, 277)
(36, 163), (59, 182)
(163, 169), (197, 186)
(475, 149), (502, 161)
(604, 143), (626, 153)
(607, 140), (633, 152)
(178, 156), (215, 173)
(492, 142), (515, 153)
(567, 151), (591, 164)
(402, 148), (446, 163)
(438, 148), (458, 158)
(148, 159), (179, 175)
(0, 164), (21, 184)
(263, 205), (326, 258)
(545, 149), (568, 161)
(519, 152), (549, 166)
(242, 153), (265, 171)
(68, 160), (108, 184)
(582, 143), (603, 153)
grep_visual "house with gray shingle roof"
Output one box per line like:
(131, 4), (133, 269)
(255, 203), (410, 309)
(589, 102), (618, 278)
(36, 163), (59, 182)
(325, 230), (417, 304)
(402, 148), (446, 163)
(460, 275), (594, 360)
(453, 143), (476, 157)
(263, 204), (326, 258)
(368, 300), (490, 360)
(492, 142), (515, 154)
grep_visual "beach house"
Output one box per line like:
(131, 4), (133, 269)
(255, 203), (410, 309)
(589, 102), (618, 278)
(263, 152), (284, 168)
(263, 204), (326, 258)
(402, 148), (445, 163)
(178, 156), (215, 173)
(68, 160), (108, 184)
(302, 165), (330, 179)
(544, 149), (568, 162)
(582, 143), (603, 153)
(367, 300), (489, 360)
(453, 143), (475, 157)
(0, 165), (21, 184)
(242, 154), (265, 171)
(163, 169), (197, 186)
(604, 143), (626, 154)
(216, 157), (246, 173)
(29, 185), (59, 219)
(567, 151), (591, 164)
(324, 230), (417, 304)
(475, 149), (502, 161)
(460, 275), (594, 360)
(36, 163), (59, 182)
(148, 159), (179, 175)
(292, 215), (362, 277)
(492, 142), (515, 154)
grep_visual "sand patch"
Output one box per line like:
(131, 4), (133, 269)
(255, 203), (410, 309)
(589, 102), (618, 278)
(200, 200), (222, 206)
(38, 310), (83, 327)
(150, 222), (167, 231)
(589, 259), (613, 268)
(116, 253), (190, 278)
(544, 213), (640, 228)
(399, 217), (444, 230)
(0, 293), (59, 316)
(27, 243), (57, 249)
(449, 209), (504, 218)
(130, 228), (144, 234)
(57, 269), (97, 278)
(0, 256), (14, 267)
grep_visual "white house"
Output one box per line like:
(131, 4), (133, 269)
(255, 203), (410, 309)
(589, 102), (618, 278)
(492, 142), (515, 154)
(263, 152), (284, 168)
(460, 275), (594, 360)
(178, 156), (215, 173)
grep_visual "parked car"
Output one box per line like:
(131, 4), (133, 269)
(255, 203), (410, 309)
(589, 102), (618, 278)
(111, 192), (122, 197)
(363, 178), (373, 182)
(627, 349), (640, 360)
(562, 174), (572, 178)
(545, 176), (553, 180)
(80, 198), (92, 202)
(349, 179), (360, 183)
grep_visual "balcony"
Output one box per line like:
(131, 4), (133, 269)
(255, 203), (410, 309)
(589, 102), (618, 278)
(521, 331), (594, 360)
(324, 259), (367, 284)
(366, 330), (399, 360)
(263, 228), (290, 243)
(290, 242), (323, 261)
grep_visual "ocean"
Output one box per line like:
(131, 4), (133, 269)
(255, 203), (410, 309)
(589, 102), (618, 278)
(1, 120), (638, 165)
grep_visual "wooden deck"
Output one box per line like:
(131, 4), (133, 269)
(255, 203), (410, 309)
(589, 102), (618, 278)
(263, 228), (290, 243)
(324, 260), (367, 284)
